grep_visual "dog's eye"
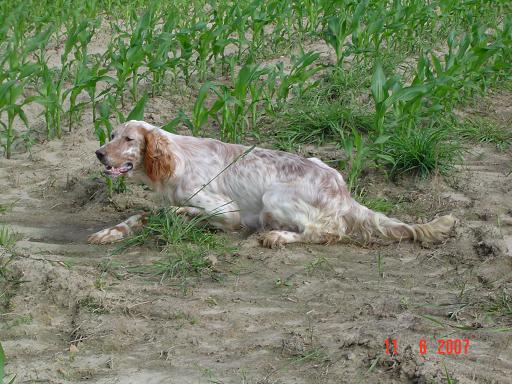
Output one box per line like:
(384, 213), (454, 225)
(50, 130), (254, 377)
(126, 137), (134, 142)
(110, 134), (115, 140)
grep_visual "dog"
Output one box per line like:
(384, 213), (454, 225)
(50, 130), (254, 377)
(88, 120), (455, 247)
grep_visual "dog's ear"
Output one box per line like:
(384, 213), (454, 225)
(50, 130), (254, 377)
(143, 129), (175, 183)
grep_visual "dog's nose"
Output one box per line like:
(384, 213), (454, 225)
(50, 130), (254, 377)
(95, 149), (105, 161)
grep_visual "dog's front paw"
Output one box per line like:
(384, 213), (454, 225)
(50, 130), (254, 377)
(174, 206), (201, 217)
(88, 228), (125, 244)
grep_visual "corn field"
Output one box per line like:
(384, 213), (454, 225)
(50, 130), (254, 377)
(0, 0), (509, 177)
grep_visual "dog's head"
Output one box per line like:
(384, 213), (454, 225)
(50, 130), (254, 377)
(95, 120), (175, 183)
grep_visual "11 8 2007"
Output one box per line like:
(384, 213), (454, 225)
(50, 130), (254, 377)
(385, 338), (470, 355)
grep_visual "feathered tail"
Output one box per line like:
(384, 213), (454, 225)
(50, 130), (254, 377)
(344, 201), (455, 242)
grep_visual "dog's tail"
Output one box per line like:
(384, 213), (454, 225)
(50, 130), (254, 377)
(344, 200), (455, 243)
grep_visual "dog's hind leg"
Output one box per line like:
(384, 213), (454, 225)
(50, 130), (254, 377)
(258, 184), (346, 248)
(88, 213), (148, 244)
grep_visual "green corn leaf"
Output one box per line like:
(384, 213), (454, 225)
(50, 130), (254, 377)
(83, 75), (116, 90)
(161, 113), (185, 133)
(99, 99), (111, 119)
(166, 111), (192, 133)
(193, 82), (214, 119)
(10, 84), (24, 100)
(94, 122), (107, 145)
(0, 80), (16, 101)
(383, 84), (431, 108)
(0, 341), (5, 383)
(126, 92), (147, 121)
(126, 46), (145, 64)
(352, 0), (368, 28)
(134, 10), (151, 38)
(368, 17), (384, 35)
(209, 97), (226, 115)
(374, 135), (391, 145)
(371, 62), (387, 104)
(24, 95), (45, 106)
(375, 153), (394, 163)
(24, 26), (53, 54)
(431, 53), (443, 74)
(18, 63), (40, 79)
(457, 33), (471, 59)
(17, 107), (29, 127)
(234, 64), (252, 98)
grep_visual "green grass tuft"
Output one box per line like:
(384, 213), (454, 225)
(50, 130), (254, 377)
(383, 125), (461, 179)
(118, 208), (230, 280)
(456, 117), (511, 150)
(484, 291), (512, 319)
(0, 226), (17, 250)
(356, 194), (395, 215)
(274, 99), (372, 150)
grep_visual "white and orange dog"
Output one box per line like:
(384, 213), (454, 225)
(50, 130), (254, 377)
(88, 120), (455, 247)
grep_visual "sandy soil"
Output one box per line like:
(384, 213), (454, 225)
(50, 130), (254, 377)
(1, 28), (512, 383)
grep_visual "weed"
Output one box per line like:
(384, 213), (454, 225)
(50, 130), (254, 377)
(154, 244), (217, 281)
(484, 291), (512, 319)
(339, 127), (377, 192)
(4, 313), (32, 328)
(304, 256), (332, 275)
(293, 347), (328, 364)
(118, 208), (228, 281)
(79, 296), (108, 315)
(274, 99), (371, 149)
(0, 246), (23, 312)
(274, 277), (292, 288)
(356, 194), (394, 215)
(376, 252), (384, 278)
(0, 226), (17, 250)
(1, 340), (17, 384)
(443, 363), (458, 384)
(383, 125), (461, 179)
(456, 117), (511, 150)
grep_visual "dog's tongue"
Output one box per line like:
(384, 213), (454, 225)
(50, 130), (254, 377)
(105, 164), (132, 177)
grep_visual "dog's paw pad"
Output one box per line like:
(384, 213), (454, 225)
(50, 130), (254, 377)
(88, 228), (124, 244)
(259, 232), (287, 249)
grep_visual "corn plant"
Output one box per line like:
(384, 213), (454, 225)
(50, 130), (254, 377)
(263, 51), (321, 112)
(292, 0), (323, 36)
(209, 63), (270, 142)
(322, 13), (352, 66)
(194, 22), (219, 82)
(0, 27), (48, 158)
(210, 86), (243, 142)
(94, 95), (115, 147)
(339, 128), (371, 193)
(35, 60), (63, 139)
(175, 28), (196, 85)
(247, 1), (271, 55)
(108, 9), (154, 105)
(63, 57), (115, 131)
(147, 13), (179, 95)
(43, 16), (97, 137)
(370, 61), (431, 137)
(0, 72), (35, 158)
(187, 82), (215, 136)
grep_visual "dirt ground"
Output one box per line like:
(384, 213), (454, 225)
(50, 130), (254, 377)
(1, 75), (512, 383)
